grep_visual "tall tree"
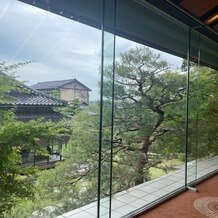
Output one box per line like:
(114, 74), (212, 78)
(104, 47), (186, 185)
(31, 47), (188, 211)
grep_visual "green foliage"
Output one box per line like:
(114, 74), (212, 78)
(10, 104), (117, 216)
(0, 61), (70, 216)
(180, 59), (197, 72)
(188, 66), (218, 159)
(104, 46), (187, 184)
(0, 60), (32, 103)
(178, 153), (186, 162)
(50, 89), (60, 98)
(0, 119), (69, 216)
(9, 105), (100, 216)
(0, 61), (20, 102)
(57, 99), (82, 116)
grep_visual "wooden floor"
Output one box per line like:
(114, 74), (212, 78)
(138, 174), (218, 218)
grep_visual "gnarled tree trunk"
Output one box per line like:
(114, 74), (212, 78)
(135, 138), (151, 185)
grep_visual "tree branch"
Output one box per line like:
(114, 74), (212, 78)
(149, 128), (173, 142)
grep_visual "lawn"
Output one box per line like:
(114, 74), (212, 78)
(149, 159), (184, 180)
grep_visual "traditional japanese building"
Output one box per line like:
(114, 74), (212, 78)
(31, 79), (91, 105)
(0, 73), (70, 168)
(2, 84), (69, 122)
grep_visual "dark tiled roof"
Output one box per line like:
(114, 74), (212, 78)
(3, 84), (68, 106)
(0, 71), (68, 106)
(16, 111), (69, 122)
(31, 79), (92, 91)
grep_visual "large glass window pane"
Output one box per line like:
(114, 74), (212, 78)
(195, 63), (218, 180)
(110, 40), (187, 216)
(106, 1), (189, 216)
(1, 1), (217, 218)
(187, 30), (218, 187)
(0, 0), (102, 217)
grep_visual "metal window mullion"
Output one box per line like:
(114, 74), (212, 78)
(185, 27), (191, 187)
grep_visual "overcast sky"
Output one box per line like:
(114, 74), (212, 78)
(0, 0), (182, 100)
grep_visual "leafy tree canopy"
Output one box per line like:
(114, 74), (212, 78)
(0, 61), (70, 216)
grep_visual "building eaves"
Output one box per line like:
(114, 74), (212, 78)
(59, 79), (92, 91)
(16, 110), (71, 122)
(31, 78), (92, 91)
(0, 74), (68, 107)
(7, 85), (68, 106)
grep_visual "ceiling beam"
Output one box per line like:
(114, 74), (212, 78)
(199, 6), (218, 22)
(171, 0), (183, 4)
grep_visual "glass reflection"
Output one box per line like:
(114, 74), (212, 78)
(0, 0), (101, 217)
